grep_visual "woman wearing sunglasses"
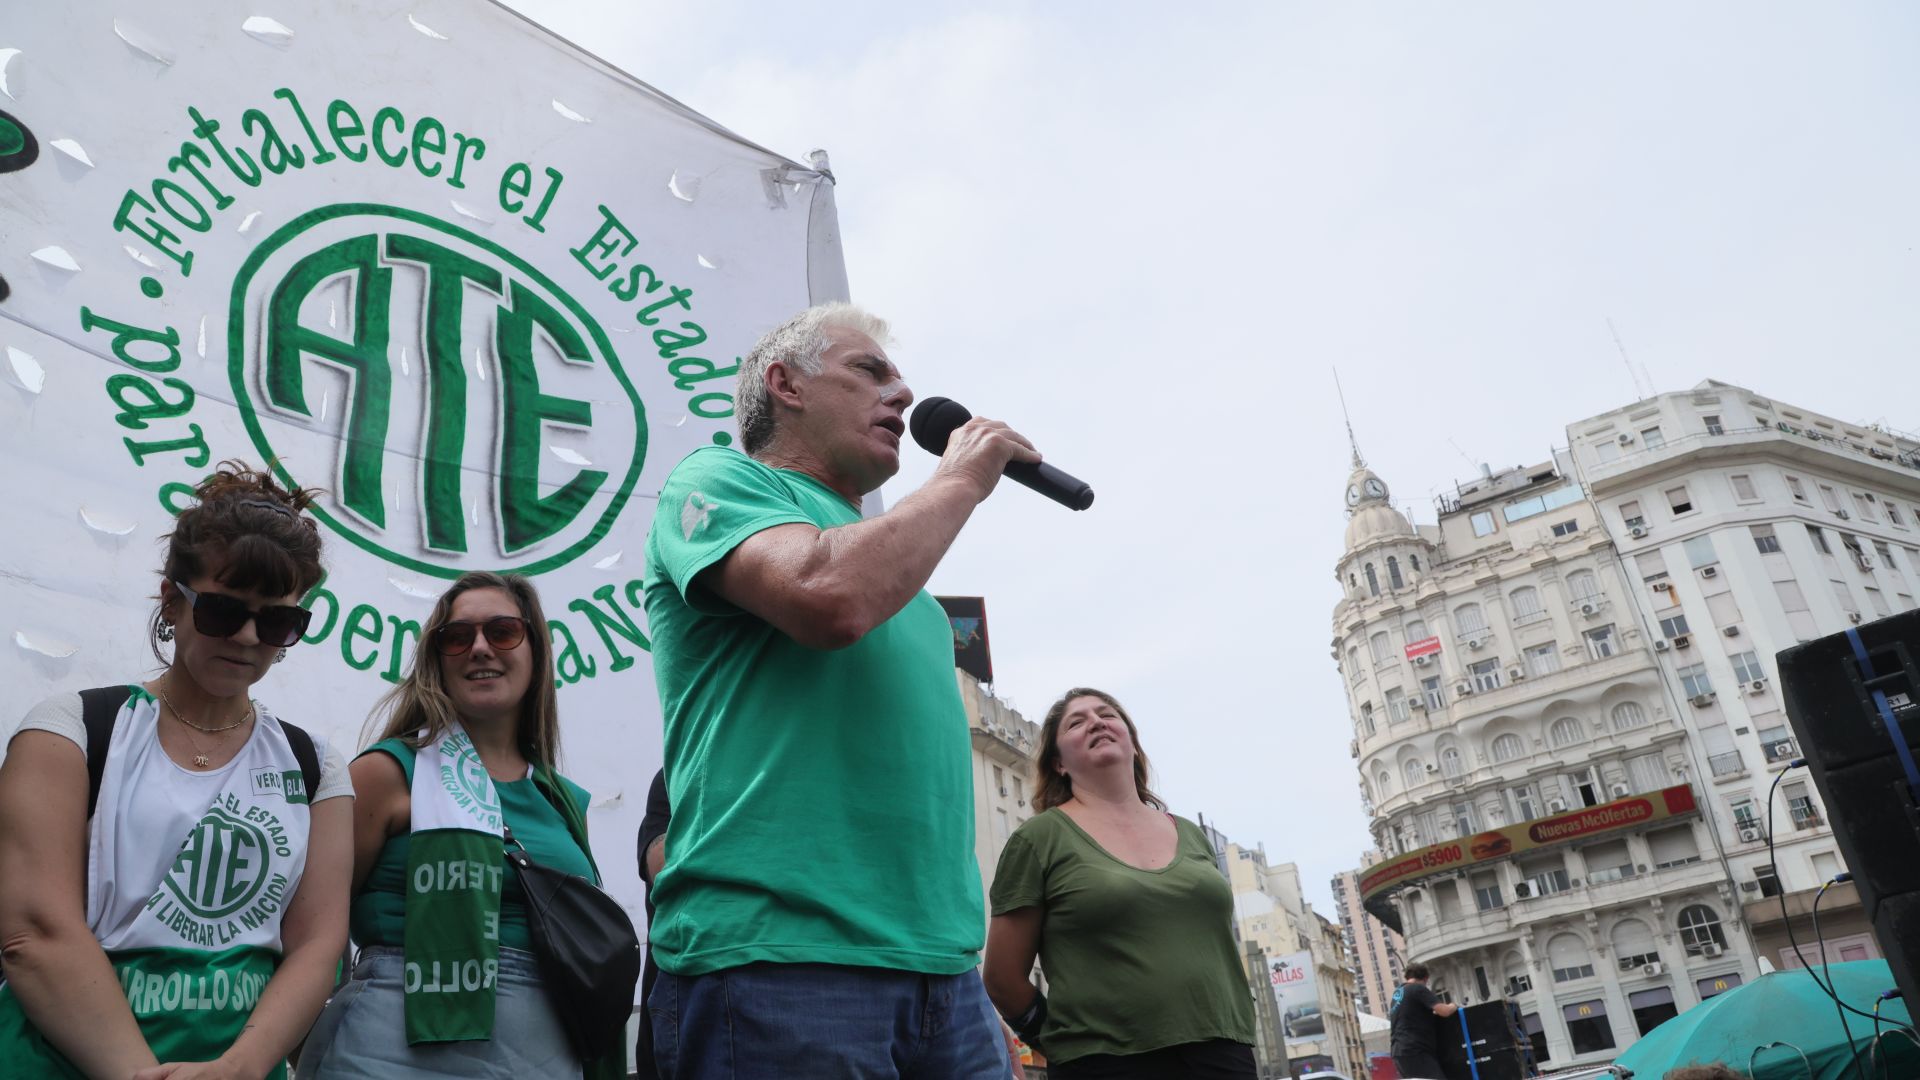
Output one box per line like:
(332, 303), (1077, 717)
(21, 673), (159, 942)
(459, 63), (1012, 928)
(0, 462), (353, 1079)
(295, 571), (622, 1080)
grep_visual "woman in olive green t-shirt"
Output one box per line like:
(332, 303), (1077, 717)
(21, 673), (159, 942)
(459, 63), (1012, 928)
(984, 687), (1257, 1079)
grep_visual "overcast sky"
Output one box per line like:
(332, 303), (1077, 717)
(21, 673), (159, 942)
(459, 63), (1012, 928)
(503, 0), (1920, 916)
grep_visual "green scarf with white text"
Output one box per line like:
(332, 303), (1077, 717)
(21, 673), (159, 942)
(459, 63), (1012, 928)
(401, 725), (505, 1044)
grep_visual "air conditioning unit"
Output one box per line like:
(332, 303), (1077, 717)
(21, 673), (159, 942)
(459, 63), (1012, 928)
(998, 786), (1009, 797)
(1850, 612), (1865, 624)
(1767, 740), (1796, 759)
(1609, 782), (1631, 798)
(1548, 797), (1569, 812)
(1629, 525), (1650, 539)
(1738, 826), (1762, 842)
(1410, 698), (1428, 710)
(1836, 509), (1851, 520)
(1468, 637), (1486, 650)
(1617, 432), (1635, 445)
(1653, 640), (1672, 653)
(1426, 763), (1440, 773)
(1513, 882), (1534, 899)
(1508, 666), (1526, 681)
(1858, 556), (1876, 571)
(1723, 626), (1741, 638)
(1414, 654), (1433, 666)
(1642, 962), (1666, 977)
(1702, 943), (1725, 958)
(1749, 679), (1769, 695)
(1690, 692), (1717, 708)
(1456, 682), (1474, 696)
(1674, 634), (1692, 650)
(1701, 566), (1719, 578)
(1580, 602), (1600, 617)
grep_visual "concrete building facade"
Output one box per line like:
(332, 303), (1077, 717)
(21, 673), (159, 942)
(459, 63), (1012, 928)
(1335, 449), (1760, 1071)
(1564, 380), (1920, 971)
(1227, 843), (1367, 1079)
(959, 671), (1043, 925)
(1332, 857), (1406, 1018)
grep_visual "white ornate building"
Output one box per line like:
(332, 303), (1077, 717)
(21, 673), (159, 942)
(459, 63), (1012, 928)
(1335, 449), (1759, 1070)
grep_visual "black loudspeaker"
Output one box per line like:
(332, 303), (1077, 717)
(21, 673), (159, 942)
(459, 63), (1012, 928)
(1778, 608), (1920, 1005)
(1437, 1001), (1524, 1080)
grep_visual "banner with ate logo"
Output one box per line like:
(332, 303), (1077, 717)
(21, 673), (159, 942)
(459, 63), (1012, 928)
(0, 0), (849, 937)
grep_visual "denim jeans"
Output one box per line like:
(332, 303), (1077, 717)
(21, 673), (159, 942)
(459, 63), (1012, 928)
(649, 962), (1014, 1080)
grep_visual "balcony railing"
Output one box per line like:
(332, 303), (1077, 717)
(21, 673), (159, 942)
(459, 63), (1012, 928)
(1708, 751), (1746, 778)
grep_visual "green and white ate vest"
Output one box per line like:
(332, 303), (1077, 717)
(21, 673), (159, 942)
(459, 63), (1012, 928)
(0, 688), (315, 1077)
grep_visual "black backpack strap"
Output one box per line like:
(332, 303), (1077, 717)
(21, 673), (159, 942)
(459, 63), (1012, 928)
(81, 685), (135, 819)
(280, 720), (321, 806)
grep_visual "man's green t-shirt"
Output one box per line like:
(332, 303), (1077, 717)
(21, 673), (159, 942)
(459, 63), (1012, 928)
(642, 447), (983, 976)
(990, 808), (1257, 1064)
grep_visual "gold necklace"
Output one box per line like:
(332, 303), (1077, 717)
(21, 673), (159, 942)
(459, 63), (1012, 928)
(156, 684), (252, 768)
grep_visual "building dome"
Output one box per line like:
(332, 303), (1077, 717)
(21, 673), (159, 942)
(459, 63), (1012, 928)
(1342, 462), (1414, 550)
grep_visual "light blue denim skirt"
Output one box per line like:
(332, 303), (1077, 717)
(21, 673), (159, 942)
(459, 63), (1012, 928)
(295, 946), (581, 1079)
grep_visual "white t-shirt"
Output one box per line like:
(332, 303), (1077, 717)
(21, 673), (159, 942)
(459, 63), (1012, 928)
(11, 692), (352, 802)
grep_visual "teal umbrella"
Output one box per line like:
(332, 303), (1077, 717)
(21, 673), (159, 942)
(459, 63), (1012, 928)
(1613, 960), (1917, 1079)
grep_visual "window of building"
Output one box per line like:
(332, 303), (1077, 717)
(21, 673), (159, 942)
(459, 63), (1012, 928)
(1455, 603), (1487, 635)
(1841, 532), (1866, 559)
(1526, 642), (1562, 677)
(1471, 871), (1503, 912)
(1491, 733), (1525, 763)
(1813, 851), (1842, 884)
(1703, 415), (1725, 436)
(1808, 523), (1833, 554)
(1568, 765), (1603, 807)
(1876, 540), (1897, 569)
(1348, 647), (1363, 684)
(1370, 631), (1393, 664)
(1385, 687), (1410, 723)
(1376, 769), (1393, 796)
(1651, 826), (1703, 870)
(1508, 782), (1540, 821)
(1587, 841), (1636, 886)
(1868, 587), (1892, 618)
(1698, 973), (1744, 1000)
(1549, 717), (1586, 749)
(1584, 625), (1617, 660)
(1667, 486), (1694, 514)
(1659, 612), (1691, 639)
(1504, 486), (1585, 524)
(1787, 476), (1808, 502)
(1406, 618), (1428, 644)
(1468, 658), (1503, 692)
(1552, 519), (1579, 537)
(1630, 987), (1679, 1036)
(1440, 745), (1465, 779)
(1730, 651), (1766, 684)
(1422, 676), (1446, 711)
(1358, 702), (1376, 736)
(1855, 492), (1880, 521)
(1785, 781), (1821, 829)
(1627, 753), (1668, 792)
(1641, 426), (1666, 449)
(1611, 916), (1658, 968)
(1731, 473), (1758, 501)
(1612, 701), (1649, 731)
(1511, 586), (1544, 622)
(1678, 904), (1727, 954)
(1677, 662), (1713, 699)
(1452, 800), (1478, 835)
(1729, 796), (1760, 831)
(1548, 934), (1596, 983)
(1820, 484), (1843, 513)
(1891, 504), (1907, 528)
(1404, 759), (1425, 789)
(1684, 535), (1718, 569)
(1832, 579), (1859, 617)
(1567, 570), (1601, 600)
(1471, 510), (1497, 537)
(1387, 556), (1404, 590)
(1620, 500), (1645, 529)
(1521, 1014), (1549, 1064)
(1365, 563), (1380, 597)
(1752, 524), (1781, 554)
(1410, 554), (1422, 571)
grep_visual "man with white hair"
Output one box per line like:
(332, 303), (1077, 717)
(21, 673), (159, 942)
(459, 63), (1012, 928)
(641, 302), (1040, 1078)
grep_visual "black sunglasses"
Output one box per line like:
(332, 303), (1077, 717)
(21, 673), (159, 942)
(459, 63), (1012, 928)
(433, 616), (529, 657)
(172, 580), (313, 648)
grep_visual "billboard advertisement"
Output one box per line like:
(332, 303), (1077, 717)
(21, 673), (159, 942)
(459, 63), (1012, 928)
(1270, 950), (1323, 1049)
(0, 0), (845, 933)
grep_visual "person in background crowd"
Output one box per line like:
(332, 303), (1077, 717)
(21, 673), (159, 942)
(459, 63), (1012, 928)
(296, 572), (623, 1079)
(636, 768), (670, 1080)
(984, 688), (1257, 1079)
(642, 302), (1038, 1078)
(1388, 963), (1458, 1080)
(0, 461), (353, 1079)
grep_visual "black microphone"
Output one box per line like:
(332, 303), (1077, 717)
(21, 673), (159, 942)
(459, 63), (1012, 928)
(909, 396), (1094, 511)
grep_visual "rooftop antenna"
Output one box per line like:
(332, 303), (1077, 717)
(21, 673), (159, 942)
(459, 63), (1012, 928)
(1606, 317), (1657, 400)
(1333, 367), (1363, 468)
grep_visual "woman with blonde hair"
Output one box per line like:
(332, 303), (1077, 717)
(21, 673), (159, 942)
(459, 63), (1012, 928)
(983, 687), (1255, 1079)
(296, 571), (624, 1079)
(0, 462), (353, 1078)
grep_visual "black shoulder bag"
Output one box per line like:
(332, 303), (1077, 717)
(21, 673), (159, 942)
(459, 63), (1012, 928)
(503, 824), (641, 1060)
